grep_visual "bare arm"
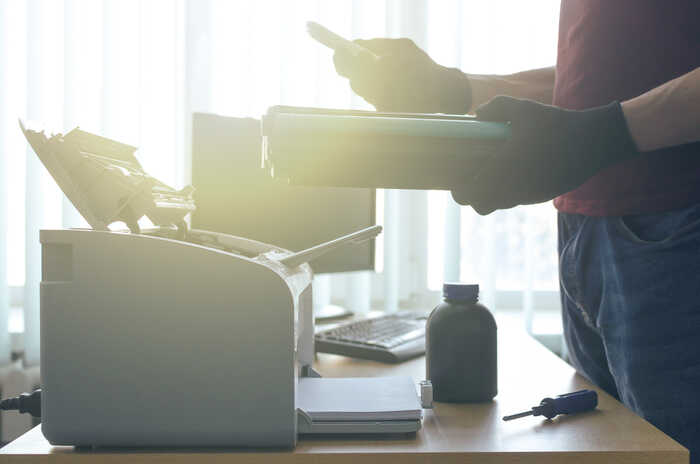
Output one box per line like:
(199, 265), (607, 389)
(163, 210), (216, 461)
(467, 67), (555, 112)
(622, 67), (700, 152)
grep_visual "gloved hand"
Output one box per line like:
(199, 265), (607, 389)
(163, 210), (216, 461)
(451, 96), (639, 215)
(333, 38), (472, 114)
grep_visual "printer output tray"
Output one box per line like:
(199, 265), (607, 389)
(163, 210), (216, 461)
(262, 106), (509, 190)
(295, 376), (423, 435)
(298, 419), (421, 435)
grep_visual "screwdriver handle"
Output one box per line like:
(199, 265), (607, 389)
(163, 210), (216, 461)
(538, 389), (598, 418)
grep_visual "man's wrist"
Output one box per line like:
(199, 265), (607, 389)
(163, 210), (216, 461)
(619, 67), (700, 152)
(621, 99), (649, 152)
(440, 67), (472, 115)
(465, 74), (492, 113)
(466, 68), (556, 111)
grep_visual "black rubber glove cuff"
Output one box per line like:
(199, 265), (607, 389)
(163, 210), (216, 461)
(565, 101), (639, 174)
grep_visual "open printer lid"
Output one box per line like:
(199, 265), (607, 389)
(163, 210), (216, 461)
(19, 120), (195, 233)
(19, 118), (382, 266)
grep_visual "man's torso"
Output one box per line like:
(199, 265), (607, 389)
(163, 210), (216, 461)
(553, 0), (700, 216)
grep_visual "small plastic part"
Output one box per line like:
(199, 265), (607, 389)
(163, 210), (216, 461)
(301, 365), (322, 378)
(296, 408), (314, 434)
(420, 380), (433, 409)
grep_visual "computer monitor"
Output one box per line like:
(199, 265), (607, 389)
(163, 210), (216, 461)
(191, 112), (376, 276)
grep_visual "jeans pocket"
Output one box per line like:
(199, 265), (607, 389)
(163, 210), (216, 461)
(616, 203), (700, 245)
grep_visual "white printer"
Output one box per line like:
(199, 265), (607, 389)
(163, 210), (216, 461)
(20, 121), (422, 448)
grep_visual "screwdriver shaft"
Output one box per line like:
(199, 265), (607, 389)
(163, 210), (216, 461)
(502, 410), (533, 421)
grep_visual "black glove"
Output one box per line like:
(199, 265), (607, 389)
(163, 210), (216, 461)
(333, 38), (472, 114)
(451, 96), (639, 215)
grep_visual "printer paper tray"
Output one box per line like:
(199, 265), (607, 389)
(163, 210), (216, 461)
(295, 376), (423, 435)
(298, 419), (421, 435)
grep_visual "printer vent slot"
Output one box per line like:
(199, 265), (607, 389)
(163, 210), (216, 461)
(42, 244), (73, 282)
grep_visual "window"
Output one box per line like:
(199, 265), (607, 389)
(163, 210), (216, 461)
(0, 0), (563, 366)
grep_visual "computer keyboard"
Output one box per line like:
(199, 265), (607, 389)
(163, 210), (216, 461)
(315, 312), (427, 363)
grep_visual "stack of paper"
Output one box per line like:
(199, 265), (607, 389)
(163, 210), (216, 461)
(297, 376), (422, 422)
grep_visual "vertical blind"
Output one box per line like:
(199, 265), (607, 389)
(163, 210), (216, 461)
(0, 0), (561, 368)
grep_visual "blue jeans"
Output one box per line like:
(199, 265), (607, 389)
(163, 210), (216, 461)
(559, 203), (700, 462)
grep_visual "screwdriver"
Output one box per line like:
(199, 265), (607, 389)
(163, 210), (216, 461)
(502, 389), (598, 421)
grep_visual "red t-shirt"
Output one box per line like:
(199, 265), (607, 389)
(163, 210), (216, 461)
(552, 0), (700, 216)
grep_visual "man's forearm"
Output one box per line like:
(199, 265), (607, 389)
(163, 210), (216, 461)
(621, 67), (700, 152)
(467, 67), (555, 112)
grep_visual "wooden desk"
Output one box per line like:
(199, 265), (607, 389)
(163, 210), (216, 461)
(0, 318), (688, 464)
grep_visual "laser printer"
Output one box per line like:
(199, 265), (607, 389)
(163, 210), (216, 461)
(20, 121), (422, 448)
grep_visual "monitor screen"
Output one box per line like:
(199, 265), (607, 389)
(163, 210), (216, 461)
(191, 112), (375, 274)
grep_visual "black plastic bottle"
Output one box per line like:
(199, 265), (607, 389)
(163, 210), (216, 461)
(426, 283), (497, 402)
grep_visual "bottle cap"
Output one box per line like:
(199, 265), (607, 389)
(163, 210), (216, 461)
(442, 283), (479, 302)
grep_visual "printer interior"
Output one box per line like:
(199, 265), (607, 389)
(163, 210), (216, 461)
(21, 120), (195, 235)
